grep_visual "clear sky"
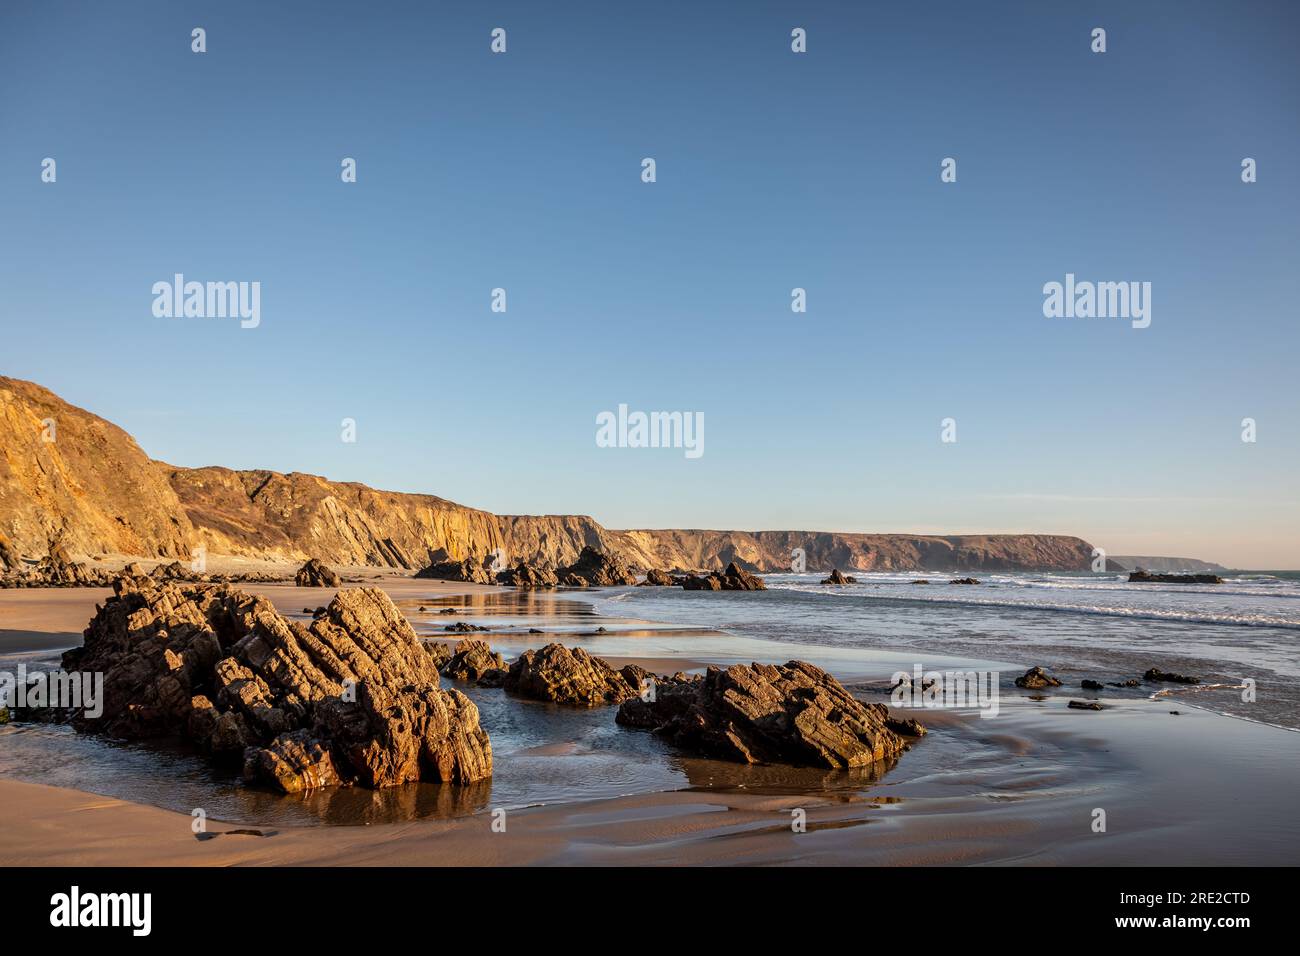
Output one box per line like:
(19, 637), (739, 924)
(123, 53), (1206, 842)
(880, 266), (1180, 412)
(2, 1), (1297, 567)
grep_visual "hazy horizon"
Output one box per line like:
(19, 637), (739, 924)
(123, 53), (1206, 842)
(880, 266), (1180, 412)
(3, 0), (1297, 568)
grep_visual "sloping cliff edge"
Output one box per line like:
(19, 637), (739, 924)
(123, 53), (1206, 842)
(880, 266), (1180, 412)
(1, 376), (1098, 573)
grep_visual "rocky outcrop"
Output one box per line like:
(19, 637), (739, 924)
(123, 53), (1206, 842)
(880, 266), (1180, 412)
(820, 568), (857, 585)
(439, 639), (508, 687)
(62, 581), (492, 792)
(295, 558), (341, 588)
(505, 643), (646, 706)
(616, 660), (911, 769)
(680, 562), (766, 591)
(496, 561), (558, 588)
(1129, 570), (1223, 584)
(415, 557), (496, 585)
(557, 546), (639, 586)
(639, 568), (674, 586)
(1015, 666), (1062, 689)
(1144, 667), (1201, 685)
(949, 577), (980, 585)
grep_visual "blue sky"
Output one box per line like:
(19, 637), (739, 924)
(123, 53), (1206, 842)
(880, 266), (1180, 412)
(2, 1), (1297, 566)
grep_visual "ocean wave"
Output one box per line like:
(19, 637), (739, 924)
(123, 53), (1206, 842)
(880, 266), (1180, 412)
(764, 582), (1300, 630)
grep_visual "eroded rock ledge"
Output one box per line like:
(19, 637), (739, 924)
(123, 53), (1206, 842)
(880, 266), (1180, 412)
(617, 660), (914, 768)
(62, 580), (492, 792)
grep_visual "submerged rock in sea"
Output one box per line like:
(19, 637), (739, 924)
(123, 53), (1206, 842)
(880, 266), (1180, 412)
(1129, 570), (1223, 584)
(680, 562), (767, 592)
(295, 557), (342, 588)
(505, 643), (646, 706)
(62, 581), (492, 792)
(617, 660), (913, 769)
(1143, 667), (1201, 685)
(1068, 700), (1105, 711)
(820, 568), (857, 585)
(1081, 679), (1105, 690)
(948, 577), (980, 585)
(1014, 666), (1062, 689)
(439, 639), (508, 687)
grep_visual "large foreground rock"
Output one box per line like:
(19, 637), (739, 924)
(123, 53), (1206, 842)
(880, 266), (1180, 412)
(62, 581), (492, 792)
(295, 557), (341, 587)
(505, 643), (647, 706)
(616, 660), (910, 768)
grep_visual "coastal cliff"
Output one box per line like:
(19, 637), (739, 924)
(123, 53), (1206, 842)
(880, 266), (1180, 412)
(1, 376), (1097, 572)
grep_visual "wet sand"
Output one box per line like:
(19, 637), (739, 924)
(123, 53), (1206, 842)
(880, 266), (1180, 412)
(3, 578), (1299, 865)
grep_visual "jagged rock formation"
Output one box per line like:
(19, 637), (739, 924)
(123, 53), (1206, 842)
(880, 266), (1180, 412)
(496, 561), (558, 588)
(1, 376), (1105, 574)
(616, 661), (911, 768)
(415, 552), (497, 585)
(439, 639), (508, 686)
(639, 568), (674, 586)
(680, 562), (767, 591)
(62, 580), (492, 792)
(820, 568), (856, 585)
(504, 643), (647, 706)
(1015, 666), (1062, 689)
(557, 546), (639, 586)
(295, 558), (341, 588)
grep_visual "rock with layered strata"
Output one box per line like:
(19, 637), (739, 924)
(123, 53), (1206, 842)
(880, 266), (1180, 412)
(62, 582), (492, 792)
(439, 639), (508, 686)
(680, 562), (766, 592)
(616, 660), (910, 769)
(295, 558), (342, 588)
(558, 546), (639, 586)
(496, 561), (559, 588)
(415, 557), (496, 585)
(505, 643), (645, 706)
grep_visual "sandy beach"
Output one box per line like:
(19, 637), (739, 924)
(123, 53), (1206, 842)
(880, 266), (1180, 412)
(4, 572), (1298, 867)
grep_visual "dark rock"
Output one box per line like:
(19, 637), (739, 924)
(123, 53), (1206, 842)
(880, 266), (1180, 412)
(820, 568), (857, 585)
(416, 557), (496, 585)
(496, 561), (559, 588)
(1110, 678), (1141, 688)
(558, 546), (639, 587)
(639, 568), (675, 587)
(1015, 666), (1062, 689)
(1129, 570), (1223, 584)
(504, 643), (644, 706)
(63, 582), (492, 792)
(443, 621), (489, 633)
(680, 562), (766, 592)
(617, 660), (912, 769)
(910, 579), (930, 585)
(439, 639), (507, 686)
(949, 577), (980, 585)
(1144, 668), (1201, 685)
(1068, 700), (1105, 711)
(1081, 679), (1105, 690)
(294, 558), (342, 588)
(885, 715), (927, 737)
